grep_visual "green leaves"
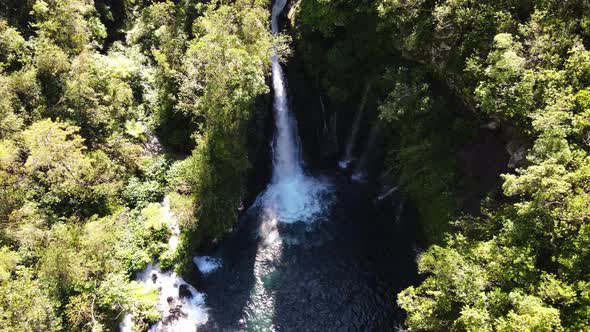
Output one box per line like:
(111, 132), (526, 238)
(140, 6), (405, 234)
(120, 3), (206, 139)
(180, 3), (271, 128)
(23, 119), (86, 174)
(379, 67), (432, 122)
(32, 0), (103, 54)
(0, 271), (62, 332)
(473, 33), (535, 121)
(384, 1), (590, 330)
(0, 20), (26, 69)
(97, 273), (159, 329)
(173, 1), (272, 247)
(22, 119), (122, 217)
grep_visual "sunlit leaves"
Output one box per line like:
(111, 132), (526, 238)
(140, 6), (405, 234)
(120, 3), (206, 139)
(180, 3), (271, 129)
(32, 0), (103, 53)
(0, 20), (26, 68)
(0, 247), (17, 282)
(390, 0), (590, 329)
(0, 271), (62, 332)
(0, 74), (23, 138)
(378, 67), (431, 122)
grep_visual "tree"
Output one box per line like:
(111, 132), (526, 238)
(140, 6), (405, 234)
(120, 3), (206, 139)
(22, 119), (121, 216)
(174, 1), (273, 246)
(0, 271), (62, 332)
(32, 0), (106, 54)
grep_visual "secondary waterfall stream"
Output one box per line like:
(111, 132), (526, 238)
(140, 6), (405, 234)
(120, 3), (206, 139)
(120, 198), (211, 332)
(339, 82), (371, 169)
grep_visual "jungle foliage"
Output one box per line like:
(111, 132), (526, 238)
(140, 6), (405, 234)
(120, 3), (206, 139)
(2, 0), (590, 331)
(0, 0), (275, 330)
(292, 0), (590, 330)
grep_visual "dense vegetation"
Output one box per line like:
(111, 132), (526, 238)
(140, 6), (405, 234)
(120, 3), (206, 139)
(2, 0), (590, 331)
(291, 0), (590, 330)
(0, 0), (275, 330)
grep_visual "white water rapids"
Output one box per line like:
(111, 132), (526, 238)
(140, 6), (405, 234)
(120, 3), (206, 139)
(120, 197), (212, 332)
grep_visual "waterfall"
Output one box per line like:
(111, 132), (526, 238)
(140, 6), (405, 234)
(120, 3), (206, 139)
(339, 82), (371, 169)
(351, 122), (383, 182)
(122, 3), (330, 331)
(270, 0), (302, 180)
(120, 197), (211, 332)
(255, 0), (332, 224)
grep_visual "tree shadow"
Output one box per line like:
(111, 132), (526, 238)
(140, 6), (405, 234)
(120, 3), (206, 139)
(196, 206), (264, 331)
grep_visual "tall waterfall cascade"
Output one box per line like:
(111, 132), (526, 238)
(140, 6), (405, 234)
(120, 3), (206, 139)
(234, 2), (335, 328)
(256, 0), (332, 224)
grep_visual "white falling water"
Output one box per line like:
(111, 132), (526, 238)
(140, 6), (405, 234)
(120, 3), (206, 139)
(270, 0), (301, 179)
(256, 0), (332, 224)
(120, 197), (210, 332)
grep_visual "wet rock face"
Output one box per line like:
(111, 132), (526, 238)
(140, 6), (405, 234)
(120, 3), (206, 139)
(454, 127), (510, 215)
(500, 121), (530, 170)
(178, 284), (193, 299)
(162, 304), (187, 326)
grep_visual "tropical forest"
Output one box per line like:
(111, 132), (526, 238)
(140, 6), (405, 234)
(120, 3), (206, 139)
(0, 0), (589, 331)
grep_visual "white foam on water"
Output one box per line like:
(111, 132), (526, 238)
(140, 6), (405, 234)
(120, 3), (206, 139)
(338, 159), (353, 170)
(193, 256), (222, 275)
(351, 171), (368, 183)
(120, 198), (210, 332)
(119, 264), (209, 332)
(256, 174), (332, 224)
(140, 264), (209, 332)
